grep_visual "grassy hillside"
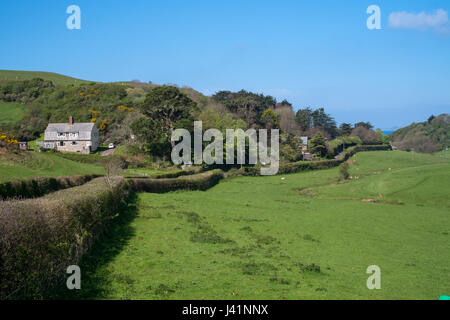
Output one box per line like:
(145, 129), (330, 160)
(0, 70), (89, 86)
(0, 152), (104, 182)
(391, 114), (450, 153)
(59, 151), (450, 300)
(0, 102), (26, 124)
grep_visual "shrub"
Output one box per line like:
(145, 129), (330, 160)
(300, 263), (321, 273)
(339, 162), (350, 180)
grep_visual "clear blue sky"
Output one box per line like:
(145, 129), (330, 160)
(1, 0), (449, 130)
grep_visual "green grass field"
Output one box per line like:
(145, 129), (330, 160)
(0, 70), (90, 86)
(0, 152), (104, 181)
(59, 151), (450, 300)
(0, 102), (26, 124)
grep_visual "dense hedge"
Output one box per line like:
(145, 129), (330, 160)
(152, 167), (203, 179)
(242, 144), (391, 176)
(0, 177), (133, 299)
(131, 169), (224, 193)
(327, 136), (363, 157)
(0, 174), (101, 200)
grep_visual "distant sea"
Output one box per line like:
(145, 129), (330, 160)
(382, 130), (394, 135)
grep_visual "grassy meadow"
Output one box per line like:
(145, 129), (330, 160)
(0, 70), (88, 86)
(0, 102), (26, 124)
(58, 151), (450, 300)
(0, 151), (104, 181)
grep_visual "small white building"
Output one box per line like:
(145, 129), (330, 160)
(300, 136), (308, 146)
(41, 117), (99, 154)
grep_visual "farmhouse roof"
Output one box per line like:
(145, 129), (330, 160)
(44, 119), (98, 141)
(45, 122), (95, 133)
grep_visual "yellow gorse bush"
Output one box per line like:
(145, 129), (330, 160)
(89, 110), (100, 117)
(116, 105), (135, 112)
(99, 120), (108, 131)
(0, 131), (19, 149)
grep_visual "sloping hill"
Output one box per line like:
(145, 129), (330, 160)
(0, 70), (90, 86)
(0, 102), (26, 124)
(391, 114), (450, 153)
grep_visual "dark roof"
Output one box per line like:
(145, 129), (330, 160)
(45, 123), (95, 133)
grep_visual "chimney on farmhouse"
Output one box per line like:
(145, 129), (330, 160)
(69, 116), (74, 125)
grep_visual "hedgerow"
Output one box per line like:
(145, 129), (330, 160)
(242, 144), (391, 176)
(152, 167), (202, 179)
(0, 174), (101, 200)
(131, 169), (224, 193)
(0, 177), (133, 299)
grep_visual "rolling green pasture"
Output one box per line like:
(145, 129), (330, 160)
(0, 152), (104, 181)
(0, 102), (26, 124)
(0, 70), (88, 86)
(61, 151), (450, 300)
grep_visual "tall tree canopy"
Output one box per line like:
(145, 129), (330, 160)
(339, 123), (352, 136)
(140, 86), (197, 131)
(212, 90), (276, 127)
(295, 107), (313, 131)
(309, 132), (328, 157)
(354, 121), (374, 130)
(133, 86), (197, 156)
(296, 107), (337, 138)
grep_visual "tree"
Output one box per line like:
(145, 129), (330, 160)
(199, 109), (246, 133)
(212, 90), (276, 127)
(339, 123), (352, 136)
(235, 96), (259, 127)
(427, 115), (436, 123)
(275, 107), (300, 134)
(275, 99), (293, 109)
(309, 132), (327, 157)
(131, 117), (171, 156)
(351, 126), (380, 144)
(376, 128), (390, 145)
(139, 86), (197, 148)
(310, 108), (338, 138)
(260, 108), (279, 129)
(354, 121), (373, 130)
(295, 107), (313, 131)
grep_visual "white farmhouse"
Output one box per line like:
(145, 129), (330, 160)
(41, 117), (99, 154)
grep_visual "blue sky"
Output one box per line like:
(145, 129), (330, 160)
(1, 0), (449, 130)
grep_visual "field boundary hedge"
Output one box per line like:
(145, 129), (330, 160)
(0, 174), (102, 200)
(152, 167), (203, 179)
(131, 169), (224, 193)
(242, 144), (391, 176)
(0, 177), (133, 299)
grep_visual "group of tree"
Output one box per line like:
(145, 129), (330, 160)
(295, 107), (338, 138)
(212, 90), (277, 128)
(0, 76), (401, 165)
(390, 114), (449, 153)
(131, 86), (198, 157)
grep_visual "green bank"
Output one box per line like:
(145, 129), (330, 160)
(61, 151), (450, 300)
